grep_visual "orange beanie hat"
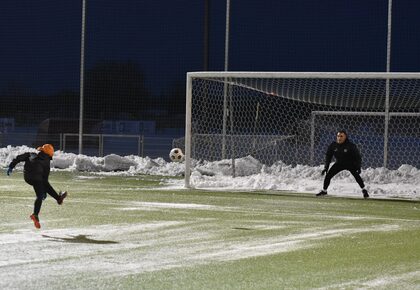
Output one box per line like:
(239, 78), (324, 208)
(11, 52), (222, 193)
(37, 144), (54, 157)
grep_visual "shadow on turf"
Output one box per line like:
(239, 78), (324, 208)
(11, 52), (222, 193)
(232, 227), (253, 231)
(42, 234), (118, 244)
(253, 190), (419, 203)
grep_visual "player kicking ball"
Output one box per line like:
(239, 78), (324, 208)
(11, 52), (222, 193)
(317, 130), (369, 199)
(7, 144), (68, 229)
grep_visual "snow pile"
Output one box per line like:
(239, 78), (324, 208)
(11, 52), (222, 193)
(1, 145), (419, 200)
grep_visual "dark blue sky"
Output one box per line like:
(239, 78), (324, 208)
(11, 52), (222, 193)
(1, 0), (420, 96)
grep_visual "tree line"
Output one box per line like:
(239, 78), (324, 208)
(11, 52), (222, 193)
(0, 61), (186, 129)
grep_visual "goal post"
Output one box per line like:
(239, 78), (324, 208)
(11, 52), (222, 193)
(185, 72), (420, 188)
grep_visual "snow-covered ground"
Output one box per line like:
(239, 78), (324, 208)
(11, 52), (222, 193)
(1, 145), (419, 200)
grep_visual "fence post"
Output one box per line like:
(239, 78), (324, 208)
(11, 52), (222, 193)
(99, 134), (104, 157)
(59, 133), (63, 151)
(138, 135), (143, 157)
(63, 134), (67, 152)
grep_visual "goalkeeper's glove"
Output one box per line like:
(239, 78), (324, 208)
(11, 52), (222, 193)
(6, 167), (13, 176)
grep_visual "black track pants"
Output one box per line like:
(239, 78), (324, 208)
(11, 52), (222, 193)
(323, 163), (365, 191)
(26, 179), (59, 215)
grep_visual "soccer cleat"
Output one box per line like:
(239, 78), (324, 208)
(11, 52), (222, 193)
(362, 189), (369, 199)
(316, 190), (327, 197)
(30, 214), (41, 229)
(57, 191), (68, 205)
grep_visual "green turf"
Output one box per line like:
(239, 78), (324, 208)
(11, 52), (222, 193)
(0, 171), (419, 289)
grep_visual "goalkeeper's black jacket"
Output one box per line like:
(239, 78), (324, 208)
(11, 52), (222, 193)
(324, 139), (362, 170)
(8, 151), (52, 183)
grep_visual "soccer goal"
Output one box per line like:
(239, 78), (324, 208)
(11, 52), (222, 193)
(184, 72), (420, 187)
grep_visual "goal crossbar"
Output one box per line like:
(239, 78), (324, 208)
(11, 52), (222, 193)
(187, 71), (420, 80)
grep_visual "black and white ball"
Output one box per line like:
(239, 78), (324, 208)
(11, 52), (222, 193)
(169, 148), (184, 162)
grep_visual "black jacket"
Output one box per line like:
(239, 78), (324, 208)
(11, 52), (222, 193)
(324, 139), (362, 170)
(9, 151), (52, 183)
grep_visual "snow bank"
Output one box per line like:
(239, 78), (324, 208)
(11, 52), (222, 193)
(1, 145), (419, 200)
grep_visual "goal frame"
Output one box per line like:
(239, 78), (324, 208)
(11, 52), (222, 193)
(185, 71), (420, 188)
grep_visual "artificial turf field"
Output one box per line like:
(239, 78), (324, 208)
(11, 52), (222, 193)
(0, 171), (419, 289)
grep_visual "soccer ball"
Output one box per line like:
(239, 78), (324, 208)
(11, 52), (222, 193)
(169, 148), (184, 162)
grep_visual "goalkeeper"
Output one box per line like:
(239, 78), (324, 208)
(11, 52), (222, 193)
(6, 144), (67, 229)
(317, 130), (369, 199)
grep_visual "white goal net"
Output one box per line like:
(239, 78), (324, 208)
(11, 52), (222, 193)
(184, 72), (420, 187)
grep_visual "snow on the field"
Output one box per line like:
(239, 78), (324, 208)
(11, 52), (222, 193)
(1, 145), (419, 200)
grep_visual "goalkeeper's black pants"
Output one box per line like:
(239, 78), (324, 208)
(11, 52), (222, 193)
(323, 163), (365, 191)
